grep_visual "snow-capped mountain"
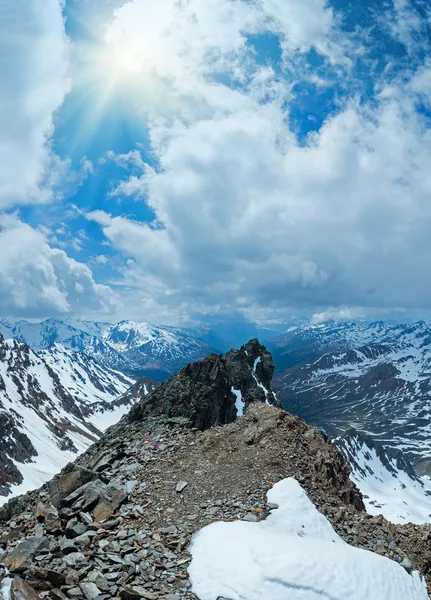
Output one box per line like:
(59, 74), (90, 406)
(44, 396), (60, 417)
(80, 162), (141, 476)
(0, 318), (219, 381)
(104, 320), (217, 378)
(335, 429), (431, 524)
(273, 320), (431, 475)
(0, 335), (150, 502)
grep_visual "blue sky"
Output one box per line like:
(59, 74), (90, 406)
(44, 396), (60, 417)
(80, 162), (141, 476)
(1, 0), (431, 325)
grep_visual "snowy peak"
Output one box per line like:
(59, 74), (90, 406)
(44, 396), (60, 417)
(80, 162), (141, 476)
(336, 429), (419, 483)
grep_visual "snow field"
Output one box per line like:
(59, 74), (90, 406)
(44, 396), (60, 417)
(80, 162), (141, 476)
(188, 478), (429, 600)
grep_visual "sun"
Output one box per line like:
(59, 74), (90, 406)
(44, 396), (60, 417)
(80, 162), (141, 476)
(86, 38), (145, 87)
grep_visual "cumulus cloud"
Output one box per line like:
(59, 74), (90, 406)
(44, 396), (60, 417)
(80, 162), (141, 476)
(0, 0), (70, 207)
(85, 0), (431, 323)
(0, 215), (117, 318)
(310, 307), (366, 324)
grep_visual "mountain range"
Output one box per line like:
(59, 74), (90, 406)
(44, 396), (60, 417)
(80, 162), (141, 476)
(4, 315), (431, 527)
(272, 320), (431, 476)
(0, 318), (220, 381)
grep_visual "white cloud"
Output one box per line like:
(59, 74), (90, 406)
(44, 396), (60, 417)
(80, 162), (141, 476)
(84, 0), (431, 323)
(0, 0), (70, 207)
(0, 215), (117, 318)
(311, 307), (366, 324)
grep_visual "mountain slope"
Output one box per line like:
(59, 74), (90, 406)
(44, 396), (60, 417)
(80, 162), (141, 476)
(335, 429), (431, 524)
(0, 337), (148, 502)
(273, 320), (431, 475)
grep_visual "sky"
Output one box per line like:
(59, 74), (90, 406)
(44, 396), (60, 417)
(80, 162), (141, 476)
(1, 0), (431, 326)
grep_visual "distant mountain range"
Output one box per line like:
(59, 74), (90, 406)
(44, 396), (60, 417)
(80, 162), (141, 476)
(272, 320), (431, 475)
(0, 318), (220, 381)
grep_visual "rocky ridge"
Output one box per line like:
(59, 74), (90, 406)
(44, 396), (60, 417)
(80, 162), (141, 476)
(0, 340), (431, 599)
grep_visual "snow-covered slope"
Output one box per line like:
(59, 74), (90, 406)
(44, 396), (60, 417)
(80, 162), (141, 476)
(189, 477), (428, 600)
(273, 320), (431, 474)
(0, 336), (147, 503)
(335, 430), (431, 524)
(0, 318), (218, 381)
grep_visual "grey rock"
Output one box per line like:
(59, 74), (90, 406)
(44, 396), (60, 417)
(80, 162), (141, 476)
(48, 464), (99, 508)
(66, 518), (88, 538)
(401, 556), (413, 573)
(3, 537), (50, 572)
(60, 538), (77, 554)
(243, 513), (259, 522)
(80, 583), (101, 600)
(65, 552), (86, 567)
(124, 481), (139, 494)
(11, 578), (41, 600)
(175, 481), (188, 493)
(127, 339), (278, 430)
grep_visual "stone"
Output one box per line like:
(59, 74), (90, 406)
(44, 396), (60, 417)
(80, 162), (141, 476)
(65, 552), (86, 567)
(105, 573), (121, 581)
(4, 537), (50, 572)
(66, 518), (88, 538)
(243, 513), (258, 522)
(401, 556), (413, 574)
(24, 568), (67, 589)
(79, 583), (100, 600)
(175, 481), (187, 493)
(93, 575), (110, 593)
(63, 481), (107, 512)
(47, 464), (99, 508)
(124, 481), (139, 495)
(59, 538), (77, 554)
(11, 578), (41, 600)
(35, 503), (61, 532)
(93, 486), (127, 523)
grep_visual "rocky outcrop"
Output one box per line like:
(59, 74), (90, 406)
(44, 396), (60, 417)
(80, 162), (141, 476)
(225, 338), (278, 406)
(127, 339), (279, 430)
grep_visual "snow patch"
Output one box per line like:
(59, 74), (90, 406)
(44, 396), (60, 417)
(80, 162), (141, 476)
(188, 478), (429, 600)
(231, 387), (245, 417)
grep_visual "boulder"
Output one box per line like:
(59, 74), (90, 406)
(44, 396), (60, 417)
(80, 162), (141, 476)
(93, 485), (127, 523)
(3, 537), (50, 572)
(24, 568), (66, 590)
(11, 578), (41, 600)
(35, 504), (61, 533)
(47, 464), (99, 508)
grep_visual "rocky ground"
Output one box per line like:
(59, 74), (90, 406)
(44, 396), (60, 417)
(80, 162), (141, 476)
(1, 340), (431, 600)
